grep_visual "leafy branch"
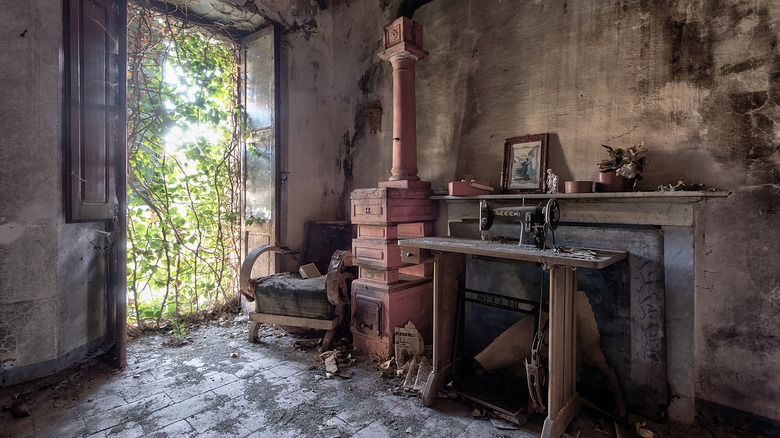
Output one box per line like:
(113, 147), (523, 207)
(126, 4), (243, 328)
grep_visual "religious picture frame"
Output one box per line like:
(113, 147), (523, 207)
(500, 133), (549, 193)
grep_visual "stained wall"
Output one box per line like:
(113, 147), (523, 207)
(277, 11), (343, 265)
(301, 0), (780, 431)
(0, 0), (109, 385)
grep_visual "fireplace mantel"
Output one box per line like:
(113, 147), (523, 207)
(432, 190), (730, 228)
(432, 190), (729, 201)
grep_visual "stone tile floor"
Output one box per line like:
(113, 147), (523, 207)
(0, 316), (765, 438)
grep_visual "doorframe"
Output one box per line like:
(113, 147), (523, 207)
(110, 0), (128, 368)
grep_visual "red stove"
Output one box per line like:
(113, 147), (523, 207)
(349, 17), (436, 358)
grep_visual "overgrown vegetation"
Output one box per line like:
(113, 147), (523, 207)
(126, 4), (242, 329)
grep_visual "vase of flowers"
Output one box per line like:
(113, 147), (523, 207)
(596, 142), (647, 191)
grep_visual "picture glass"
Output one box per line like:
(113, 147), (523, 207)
(508, 141), (542, 190)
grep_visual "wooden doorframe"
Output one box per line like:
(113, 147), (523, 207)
(112, 0), (128, 369)
(63, 0), (128, 368)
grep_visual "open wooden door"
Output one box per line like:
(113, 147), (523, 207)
(63, 0), (127, 367)
(241, 25), (279, 285)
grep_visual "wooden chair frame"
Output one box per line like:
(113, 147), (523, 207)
(239, 245), (353, 350)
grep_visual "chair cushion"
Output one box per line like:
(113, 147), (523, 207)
(252, 274), (334, 320)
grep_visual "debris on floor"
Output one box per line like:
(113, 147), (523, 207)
(318, 341), (356, 379)
(1, 309), (765, 438)
(294, 338), (322, 350)
(162, 335), (193, 347)
(490, 417), (520, 430)
(393, 321), (424, 366)
(402, 356), (418, 392)
(412, 356), (431, 392)
(635, 421), (655, 438)
(379, 357), (396, 378)
(594, 418), (612, 435)
(3, 401), (30, 419)
(322, 351), (339, 376)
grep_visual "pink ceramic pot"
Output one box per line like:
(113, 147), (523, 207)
(595, 170), (627, 192)
(564, 181), (594, 193)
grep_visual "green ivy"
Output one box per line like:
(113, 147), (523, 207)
(126, 5), (242, 328)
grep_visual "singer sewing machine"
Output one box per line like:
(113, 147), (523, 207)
(479, 199), (560, 248)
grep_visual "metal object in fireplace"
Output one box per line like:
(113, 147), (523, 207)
(479, 198), (561, 248)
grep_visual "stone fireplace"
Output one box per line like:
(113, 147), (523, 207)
(436, 192), (725, 422)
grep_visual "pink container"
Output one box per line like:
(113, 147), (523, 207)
(564, 181), (593, 193)
(595, 171), (627, 192)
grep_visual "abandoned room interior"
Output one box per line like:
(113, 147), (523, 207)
(1, 0), (779, 437)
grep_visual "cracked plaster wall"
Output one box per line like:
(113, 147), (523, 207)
(305, 0), (780, 428)
(694, 186), (780, 431)
(323, 0), (778, 195)
(277, 8), (341, 267)
(275, 0), (399, 267)
(0, 0), (108, 385)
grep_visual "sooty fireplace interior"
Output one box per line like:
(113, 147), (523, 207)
(451, 220), (668, 420)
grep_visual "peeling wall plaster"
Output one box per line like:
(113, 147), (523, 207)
(316, 0), (779, 202)
(252, 0), (319, 31)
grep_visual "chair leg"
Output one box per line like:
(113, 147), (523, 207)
(321, 327), (337, 351)
(248, 321), (261, 343)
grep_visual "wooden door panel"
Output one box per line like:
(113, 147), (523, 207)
(65, 0), (120, 222)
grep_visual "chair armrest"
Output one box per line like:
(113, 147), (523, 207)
(239, 245), (294, 295)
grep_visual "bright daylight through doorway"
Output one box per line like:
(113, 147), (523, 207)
(125, 3), (243, 332)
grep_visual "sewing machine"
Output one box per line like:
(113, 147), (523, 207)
(479, 199), (561, 248)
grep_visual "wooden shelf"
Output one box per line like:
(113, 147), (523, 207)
(430, 190), (730, 203)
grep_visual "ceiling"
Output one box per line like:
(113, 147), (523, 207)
(144, 0), (324, 37)
(142, 0), (433, 38)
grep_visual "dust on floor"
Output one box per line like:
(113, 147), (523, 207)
(0, 314), (765, 438)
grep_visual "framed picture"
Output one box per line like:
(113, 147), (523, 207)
(500, 133), (549, 193)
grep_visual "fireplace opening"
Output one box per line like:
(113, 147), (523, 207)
(449, 220), (668, 421)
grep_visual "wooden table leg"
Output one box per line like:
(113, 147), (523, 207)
(542, 266), (581, 438)
(422, 251), (466, 406)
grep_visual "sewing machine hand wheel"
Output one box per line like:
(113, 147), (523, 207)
(545, 198), (560, 231)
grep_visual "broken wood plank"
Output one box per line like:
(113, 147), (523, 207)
(474, 315), (535, 371)
(323, 352), (338, 374)
(298, 263), (322, 278)
(249, 312), (338, 331)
